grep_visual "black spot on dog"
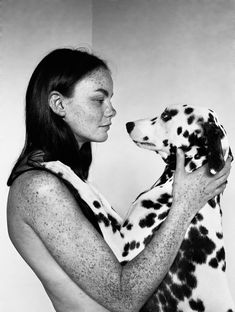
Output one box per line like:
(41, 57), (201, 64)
(126, 223), (133, 230)
(122, 219), (128, 227)
(185, 107), (194, 114)
(122, 251), (128, 257)
(183, 130), (189, 137)
(93, 200), (101, 208)
(216, 247), (225, 262)
(96, 213), (109, 227)
(208, 198), (216, 208)
(141, 199), (155, 209)
(151, 116), (157, 122)
(165, 144), (177, 168)
(139, 213), (157, 228)
(199, 226), (208, 236)
(107, 214), (121, 233)
(209, 258), (219, 268)
(130, 240), (137, 250)
(158, 193), (172, 204)
(154, 203), (162, 210)
(189, 298), (205, 311)
(180, 145), (191, 152)
(171, 283), (186, 300)
(161, 109), (178, 122)
(143, 136), (149, 141)
(178, 270), (197, 289)
(123, 242), (129, 252)
(177, 126), (182, 135)
(158, 210), (170, 220)
(197, 213), (204, 221)
(181, 227), (215, 264)
(188, 115), (195, 125)
(120, 260), (128, 266)
(216, 232), (223, 239)
(163, 139), (168, 146)
(122, 219), (133, 230)
(170, 109), (178, 116)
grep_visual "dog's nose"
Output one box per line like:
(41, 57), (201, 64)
(126, 122), (135, 134)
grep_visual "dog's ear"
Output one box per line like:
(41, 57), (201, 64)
(203, 122), (225, 174)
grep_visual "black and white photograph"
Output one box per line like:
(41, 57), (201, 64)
(1, 1), (235, 311)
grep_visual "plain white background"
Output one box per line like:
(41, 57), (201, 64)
(0, 1), (92, 311)
(1, 0), (234, 311)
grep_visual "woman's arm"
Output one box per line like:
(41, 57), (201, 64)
(8, 151), (231, 312)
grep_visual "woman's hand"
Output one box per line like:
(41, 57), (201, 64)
(173, 149), (232, 219)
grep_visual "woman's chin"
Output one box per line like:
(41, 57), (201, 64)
(93, 133), (109, 143)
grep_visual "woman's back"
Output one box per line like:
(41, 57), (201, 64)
(7, 170), (109, 312)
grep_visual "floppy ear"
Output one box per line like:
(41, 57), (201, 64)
(203, 122), (225, 174)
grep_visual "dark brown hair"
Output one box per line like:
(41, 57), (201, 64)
(8, 48), (109, 185)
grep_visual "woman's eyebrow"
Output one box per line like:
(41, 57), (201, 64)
(95, 88), (113, 97)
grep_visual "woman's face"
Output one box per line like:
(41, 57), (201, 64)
(63, 68), (116, 147)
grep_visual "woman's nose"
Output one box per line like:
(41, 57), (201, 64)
(105, 102), (116, 118)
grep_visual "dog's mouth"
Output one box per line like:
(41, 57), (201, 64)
(133, 140), (156, 147)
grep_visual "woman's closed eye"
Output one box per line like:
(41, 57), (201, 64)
(92, 97), (105, 104)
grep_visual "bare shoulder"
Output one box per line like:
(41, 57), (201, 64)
(7, 169), (78, 223)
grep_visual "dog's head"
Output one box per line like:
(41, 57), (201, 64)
(126, 104), (232, 173)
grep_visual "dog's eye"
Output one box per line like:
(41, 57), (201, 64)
(161, 111), (170, 122)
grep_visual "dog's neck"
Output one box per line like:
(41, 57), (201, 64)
(158, 144), (208, 182)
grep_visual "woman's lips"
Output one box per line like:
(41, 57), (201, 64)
(100, 124), (111, 127)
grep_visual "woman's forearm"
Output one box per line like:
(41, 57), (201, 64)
(110, 202), (193, 312)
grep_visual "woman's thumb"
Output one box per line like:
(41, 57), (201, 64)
(175, 148), (185, 176)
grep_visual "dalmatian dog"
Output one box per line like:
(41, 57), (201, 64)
(42, 104), (234, 312)
(124, 104), (234, 312)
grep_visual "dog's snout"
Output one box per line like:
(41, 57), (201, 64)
(126, 122), (135, 134)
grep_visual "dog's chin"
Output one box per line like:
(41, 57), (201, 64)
(133, 140), (157, 151)
(158, 150), (170, 159)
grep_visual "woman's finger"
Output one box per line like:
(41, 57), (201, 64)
(214, 157), (232, 179)
(212, 182), (227, 197)
(175, 149), (185, 177)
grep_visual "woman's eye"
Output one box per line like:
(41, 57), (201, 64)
(93, 98), (104, 104)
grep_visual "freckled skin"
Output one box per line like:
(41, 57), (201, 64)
(7, 80), (231, 311)
(63, 68), (116, 146)
(8, 156), (230, 312)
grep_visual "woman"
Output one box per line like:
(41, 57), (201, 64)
(7, 48), (231, 312)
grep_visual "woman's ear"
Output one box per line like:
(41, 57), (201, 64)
(48, 91), (66, 117)
(203, 122), (225, 174)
